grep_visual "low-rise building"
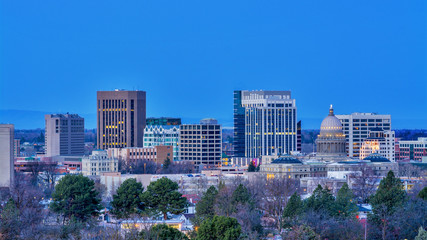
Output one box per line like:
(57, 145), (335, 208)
(359, 128), (395, 161)
(82, 150), (118, 176)
(397, 137), (427, 162)
(108, 146), (173, 164)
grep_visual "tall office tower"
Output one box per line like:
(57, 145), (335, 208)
(233, 90), (245, 157)
(179, 119), (222, 167)
(45, 114), (85, 157)
(146, 117), (181, 126)
(97, 90), (146, 149)
(360, 128), (395, 161)
(297, 121), (302, 152)
(335, 113), (391, 158)
(144, 126), (180, 160)
(0, 124), (14, 188)
(241, 90), (297, 158)
(14, 139), (20, 158)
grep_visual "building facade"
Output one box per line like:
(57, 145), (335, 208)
(146, 117), (181, 126)
(315, 106), (347, 162)
(97, 90), (146, 149)
(0, 124), (14, 188)
(108, 145), (173, 164)
(360, 128), (395, 161)
(335, 113), (391, 158)
(45, 114), (84, 157)
(144, 125), (179, 160)
(14, 139), (20, 158)
(179, 119), (222, 167)
(233, 90), (245, 157)
(241, 90), (297, 158)
(397, 138), (427, 162)
(82, 150), (118, 176)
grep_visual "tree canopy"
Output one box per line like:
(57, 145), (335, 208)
(111, 178), (145, 219)
(142, 177), (188, 220)
(194, 186), (218, 226)
(146, 224), (189, 240)
(50, 174), (102, 223)
(197, 216), (242, 240)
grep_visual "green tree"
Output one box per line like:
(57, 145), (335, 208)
(0, 198), (20, 240)
(142, 177), (188, 220)
(369, 171), (406, 240)
(305, 185), (335, 214)
(335, 183), (357, 218)
(197, 216), (242, 240)
(283, 192), (303, 218)
(163, 157), (171, 170)
(50, 175), (102, 223)
(111, 178), (145, 219)
(145, 224), (189, 240)
(194, 186), (218, 226)
(247, 161), (256, 172)
(418, 187), (427, 200)
(232, 184), (251, 206)
(415, 227), (427, 240)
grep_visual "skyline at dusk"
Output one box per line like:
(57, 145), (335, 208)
(1, 1), (426, 129)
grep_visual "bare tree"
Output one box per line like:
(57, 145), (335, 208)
(260, 176), (299, 231)
(348, 163), (380, 203)
(399, 163), (422, 178)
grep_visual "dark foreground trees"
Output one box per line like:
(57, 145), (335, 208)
(142, 177), (188, 220)
(50, 174), (102, 223)
(197, 216), (242, 240)
(111, 178), (145, 219)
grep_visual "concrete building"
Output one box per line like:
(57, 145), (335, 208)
(82, 149), (118, 176)
(239, 90), (297, 158)
(179, 119), (222, 167)
(45, 114), (84, 157)
(108, 145), (173, 164)
(397, 138), (427, 162)
(336, 113), (391, 158)
(360, 128), (395, 161)
(97, 90), (146, 149)
(146, 117), (181, 126)
(144, 125), (179, 160)
(315, 106), (347, 162)
(259, 155), (327, 179)
(14, 139), (20, 158)
(0, 124), (14, 188)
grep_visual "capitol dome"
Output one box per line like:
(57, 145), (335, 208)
(320, 105), (343, 136)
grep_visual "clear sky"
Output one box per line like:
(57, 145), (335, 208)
(1, 1), (426, 129)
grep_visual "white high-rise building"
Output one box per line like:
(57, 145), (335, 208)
(241, 90), (297, 158)
(335, 113), (391, 158)
(45, 114), (84, 157)
(0, 124), (14, 188)
(143, 126), (179, 160)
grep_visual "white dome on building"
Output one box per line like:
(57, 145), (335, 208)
(319, 105), (344, 137)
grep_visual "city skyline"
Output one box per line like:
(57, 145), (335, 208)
(1, 1), (426, 129)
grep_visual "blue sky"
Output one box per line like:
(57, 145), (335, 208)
(1, 1), (426, 129)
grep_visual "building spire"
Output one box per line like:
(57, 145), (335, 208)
(329, 104), (334, 116)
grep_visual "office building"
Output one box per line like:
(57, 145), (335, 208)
(240, 90), (297, 158)
(360, 128), (395, 161)
(297, 121), (302, 152)
(82, 150), (118, 176)
(144, 118), (180, 160)
(97, 90), (146, 149)
(233, 90), (245, 157)
(397, 138), (427, 162)
(108, 145), (173, 165)
(179, 119), (222, 167)
(45, 114), (84, 157)
(146, 117), (181, 126)
(0, 124), (14, 188)
(335, 113), (391, 158)
(14, 139), (20, 158)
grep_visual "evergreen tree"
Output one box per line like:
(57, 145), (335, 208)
(146, 224), (189, 240)
(418, 187), (427, 201)
(163, 157), (171, 170)
(0, 198), (20, 240)
(415, 227), (427, 240)
(305, 184), (335, 214)
(50, 175), (102, 223)
(232, 184), (251, 206)
(142, 177), (188, 220)
(370, 171), (406, 215)
(282, 192), (303, 228)
(247, 161), (256, 172)
(194, 186), (218, 226)
(111, 178), (144, 219)
(197, 216), (242, 240)
(335, 183), (358, 218)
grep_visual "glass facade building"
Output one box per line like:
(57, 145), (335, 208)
(233, 90), (245, 157)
